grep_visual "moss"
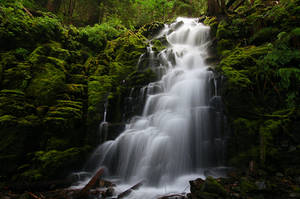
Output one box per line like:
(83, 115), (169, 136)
(43, 100), (83, 129)
(217, 39), (234, 56)
(250, 27), (280, 45)
(216, 20), (231, 40)
(65, 84), (86, 98)
(20, 169), (43, 182)
(220, 45), (270, 70)
(222, 66), (251, 89)
(27, 63), (66, 105)
(33, 146), (90, 178)
(203, 16), (218, 36)
(0, 115), (17, 127)
(46, 137), (69, 151)
(87, 75), (112, 125)
(202, 176), (227, 197)
(0, 89), (35, 117)
(240, 177), (257, 196)
(152, 39), (166, 52)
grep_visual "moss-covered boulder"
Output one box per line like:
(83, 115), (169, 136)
(189, 177), (227, 199)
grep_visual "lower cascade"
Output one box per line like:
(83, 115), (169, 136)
(74, 17), (228, 198)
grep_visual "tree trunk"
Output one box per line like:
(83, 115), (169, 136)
(46, 0), (62, 13)
(207, 0), (221, 16)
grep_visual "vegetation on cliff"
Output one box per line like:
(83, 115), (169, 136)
(0, 0), (159, 183)
(0, 0), (299, 198)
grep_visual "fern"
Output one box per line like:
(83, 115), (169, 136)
(277, 67), (300, 89)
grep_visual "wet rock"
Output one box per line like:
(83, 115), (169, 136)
(240, 177), (257, 195)
(102, 187), (114, 197)
(189, 177), (227, 199)
(289, 192), (300, 198)
(255, 181), (266, 190)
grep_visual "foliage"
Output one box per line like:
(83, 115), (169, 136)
(215, 0), (300, 172)
(79, 21), (125, 52)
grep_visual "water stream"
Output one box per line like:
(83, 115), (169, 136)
(74, 17), (227, 198)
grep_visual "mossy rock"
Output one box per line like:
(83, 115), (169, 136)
(203, 16), (218, 36)
(140, 21), (165, 38)
(250, 27), (280, 45)
(67, 74), (88, 84)
(27, 63), (66, 105)
(217, 39), (235, 56)
(43, 100), (83, 129)
(65, 83), (86, 98)
(240, 177), (258, 195)
(0, 89), (35, 117)
(30, 146), (90, 179)
(202, 176), (227, 197)
(152, 39), (166, 52)
(220, 45), (270, 70)
(216, 20), (231, 40)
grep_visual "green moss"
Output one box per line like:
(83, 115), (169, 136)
(44, 100), (83, 129)
(250, 27), (280, 45)
(87, 75), (112, 125)
(33, 146), (90, 178)
(291, 27), (300, 37)
(216, 20), (231, 40)
(220, 45), (270, 69)
(240, 177), (257, 195)
(202, 176), (227, 197)
(203, 16), (218, 36)
(46, 137), (69, 150)
(222, 66), (251, 88)
(0, 115), (17, 127)
(27, 63), (66, 105)
(217, 39), (234, 56)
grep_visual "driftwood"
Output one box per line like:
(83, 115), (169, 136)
(78, 168), (105, 196)
(28, 192), (42, 199)
(117, 181), (143, 199)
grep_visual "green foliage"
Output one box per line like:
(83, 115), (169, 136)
(33, 146), (89, 178)
(277, 68), (300, 89)
(79, 22), (124, 52)
(250, 27), (280, 45)
(27, 63), (66, 105)
(44, 100), (83, 129)
(215, 0), (300, 172)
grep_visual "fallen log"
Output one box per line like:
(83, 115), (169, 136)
(28, 192), (42, 199)
(78, 168), (105, 196)
(117, 181), (143, 199)
(157, 193), (186, 199)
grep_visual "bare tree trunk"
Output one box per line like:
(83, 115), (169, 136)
(46, 0), (62, 13)
(207, 0), (221, 16)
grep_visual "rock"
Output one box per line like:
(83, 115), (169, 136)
(289, 192), (300, 198)
(102, 187), (114, 197)
(276, 172), (284, 177)
(255, 181), (266, 190)
(240, 177), (257, 195)
(201, 176), (227, 197)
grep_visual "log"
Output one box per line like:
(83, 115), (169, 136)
(117, 181), (143, 199)
(78, 168), (105, 195)
(157, 193), (186, 199)
(28, 192), (42, 199)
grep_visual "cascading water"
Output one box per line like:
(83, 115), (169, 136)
(75, 17), (228, 198)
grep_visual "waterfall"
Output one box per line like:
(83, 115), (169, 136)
(99, 99), (109, 142)
(75, 17), (227, 198)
